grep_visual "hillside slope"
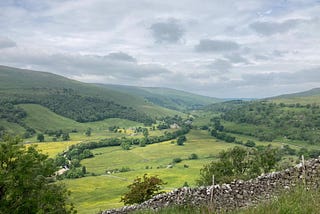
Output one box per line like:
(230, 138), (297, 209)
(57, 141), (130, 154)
(98, 84), (222, 111)
(0, 65), (183, 136)
(268, 87), (320, 105)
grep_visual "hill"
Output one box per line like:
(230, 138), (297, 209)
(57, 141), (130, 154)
(268, 87), (320, 105)
(97, 84), (222, 111)
(0, 65), (182, 136)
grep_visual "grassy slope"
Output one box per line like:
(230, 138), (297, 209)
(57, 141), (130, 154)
(63, 129), (284, 214)
(97, 84), (222, 111)
(0, 65), (182, 119)
(268, 87), (320, 105)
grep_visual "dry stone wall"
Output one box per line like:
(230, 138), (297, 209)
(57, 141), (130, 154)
(103, 158), (320, 214)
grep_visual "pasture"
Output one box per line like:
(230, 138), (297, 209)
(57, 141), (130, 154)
(64, 129), (242, 213)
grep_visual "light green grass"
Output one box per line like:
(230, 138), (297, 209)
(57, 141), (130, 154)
(271, 95), (320, 105)
(19, 104), (143, 133)
(0, 119), (25, 134)
(65, 130), (240, 213)
(28, 141), (81, 158)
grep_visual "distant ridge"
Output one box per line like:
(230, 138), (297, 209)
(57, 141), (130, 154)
(271, 87), (320, 99)
(97, 84), (223, 111)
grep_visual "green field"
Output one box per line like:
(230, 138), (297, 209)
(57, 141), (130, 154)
(55, 130), (240, 213)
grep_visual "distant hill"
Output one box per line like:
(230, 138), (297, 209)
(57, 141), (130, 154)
(268, 88), (320, 105)
(0, 65), (184, 136)
(97, 84), (222, 111)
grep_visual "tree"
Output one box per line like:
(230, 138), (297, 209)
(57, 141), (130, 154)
(0, 135), (75, 213)
(85, 127), (91, 137)
(177, 135), (186, 146)
(197, 146), (279, 185)
(121, 174), (166, 205)
(142, 128), (149, 138)
(37, 133), (44, 142)
(62, 133), (70, 141)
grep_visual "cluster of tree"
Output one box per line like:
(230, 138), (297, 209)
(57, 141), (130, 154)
(197, 146), (279, 185)
(0, 88), (155, 125)
(0, 135), (76, 213)
(0, 102), (36, 139)
(41, 129), (71, 141)
(157, 115), (185, 130)
(108, 126), (120, 132)
(55, 126), (191, 179)
(209, 101), (320, 144)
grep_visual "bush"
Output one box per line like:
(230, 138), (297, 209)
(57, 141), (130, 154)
(121, 174), (166, 205)
(172, 157), (182, 163)
(189, 153), (198, 160)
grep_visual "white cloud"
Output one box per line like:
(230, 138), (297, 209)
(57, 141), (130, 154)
(0, 0), (320, 98)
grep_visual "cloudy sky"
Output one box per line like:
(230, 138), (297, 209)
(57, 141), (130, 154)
(0, 0), (319, 98)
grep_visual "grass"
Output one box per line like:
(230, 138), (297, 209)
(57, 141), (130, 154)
(28, 141), (81, 158)
(19, 104), (143, 133)
(63, 129), (241, 213)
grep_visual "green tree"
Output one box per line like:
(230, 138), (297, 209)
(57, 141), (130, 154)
(177, 135), (186, 146)
(37, 133), (45, 142)
(197, 146), (278, 185)
(62, 133), (70, 141)
(0, 135), (75, 213)
(121, 174), (166, 205)
(85, 127), (91, 137)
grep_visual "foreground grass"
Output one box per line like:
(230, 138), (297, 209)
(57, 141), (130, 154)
(134, 185), (320, 214)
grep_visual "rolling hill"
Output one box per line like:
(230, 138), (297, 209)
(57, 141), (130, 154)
(268, 87), (320, 105)
(0, 65), (183, 136)
(97, 84), (222, 111)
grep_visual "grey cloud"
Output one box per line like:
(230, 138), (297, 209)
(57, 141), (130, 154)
(241, 67), (320, 86)
(0, 37), (16, 49)
(207, 59), (232, 73)
(224, 53), (249, 64)
(150, 19), (184, 43)
(104, 52), (137, 62)
(0, 50), (169, 81)
(195, 39), (240, 52)
(250, 19), (303, 36)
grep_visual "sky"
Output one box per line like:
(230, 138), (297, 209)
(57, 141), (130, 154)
(0, 0), (320, 98)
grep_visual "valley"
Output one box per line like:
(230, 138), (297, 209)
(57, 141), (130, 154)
(1, 66), (320, 214)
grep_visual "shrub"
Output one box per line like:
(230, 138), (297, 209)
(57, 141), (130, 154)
(172, 157), (182, 163)
(189, 153), (198, 160)
(121, 174), (166, 205)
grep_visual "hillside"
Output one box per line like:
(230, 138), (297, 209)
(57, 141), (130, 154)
(97, 84), (222, 111)
(0, 65), (183, 137)
(268, 87), (320, 105)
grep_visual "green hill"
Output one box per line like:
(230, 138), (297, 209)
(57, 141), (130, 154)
(268, 88), (320, 105)
(0, 65), (183, 137)
(97, 84), (222, 111)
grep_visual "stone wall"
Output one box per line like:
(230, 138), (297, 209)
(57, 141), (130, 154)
(103, 158), (320, 214)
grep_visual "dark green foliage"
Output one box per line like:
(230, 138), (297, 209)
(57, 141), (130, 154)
(244, 140), (256, 148)
(211, 129), (235, 143)
(64, 168), (85, 179)
(188, 153), (198, 160)
(85, 127), (91, 137)
(37, 133), (45, 142)
(121, 141), (131, 150)
(121, 174), (166, 205)
(172, 157), (182, 163)
(212, 101), (320, 144)
(62, 132), (70, 141)
(0, 102), (35, 138)
(0, 88), (154, 125)
(177, 135), (186, 145)
(0, 135), (75, 213)
(197, 146), (279, 185)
